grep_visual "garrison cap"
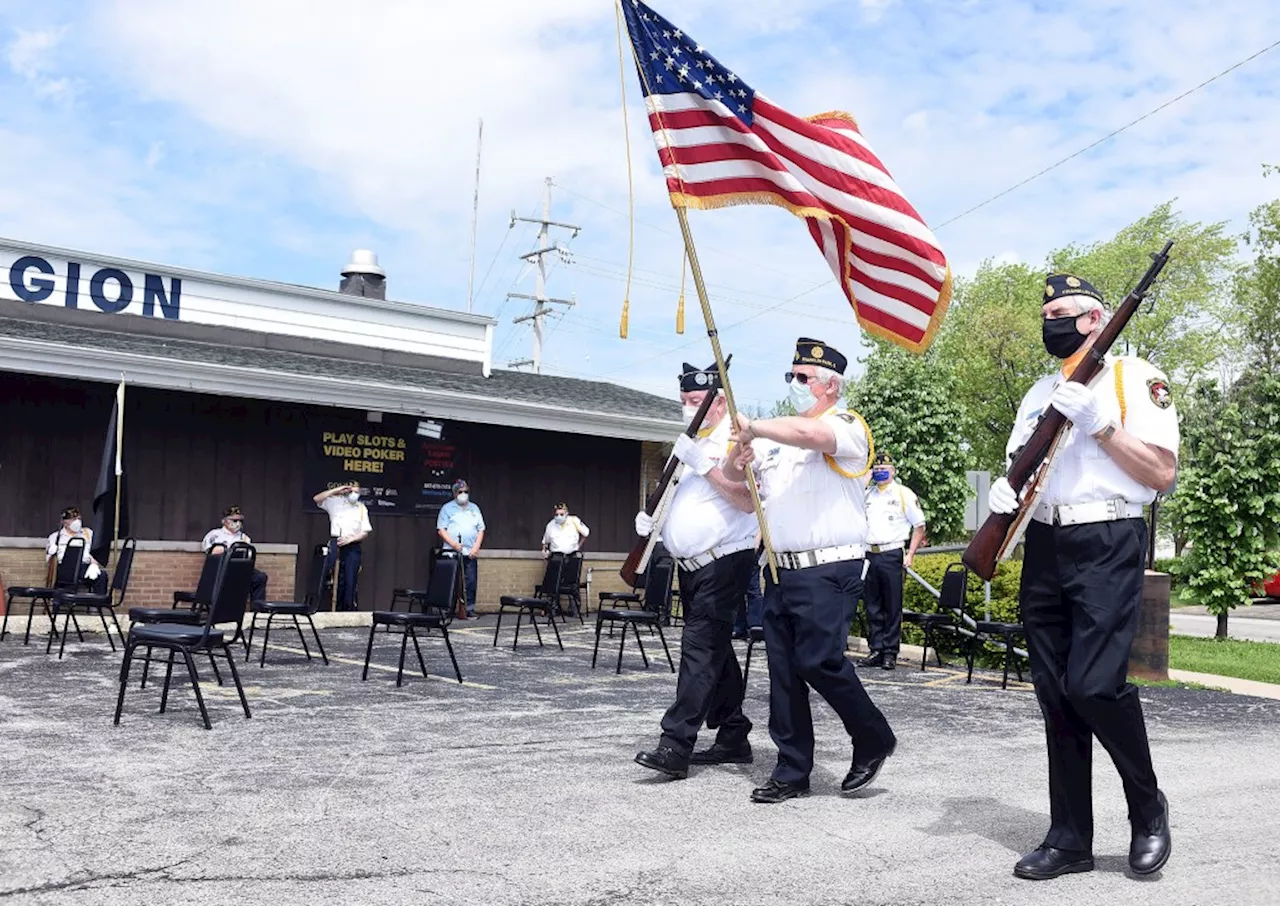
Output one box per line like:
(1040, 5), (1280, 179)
(874, 452), (894, 466)
(793, 337), (847, 376)
(452, 478), (469, 493)
(678, 355), (730, 393)
(1044, 273), (1103, 306)
(61, 506), (80, 520)
(223, 505), (243, 518)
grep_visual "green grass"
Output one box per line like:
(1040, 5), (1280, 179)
(1169, 635), (1280, 685)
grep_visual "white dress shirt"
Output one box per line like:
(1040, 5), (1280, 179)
(751, 407), (872, 552)
(202, 526), (250, 551)
(1007, 355), (1180, 507)
(662, 418), (758, 559)
(543, 516), (589, 554)
(319, 497), (373, 539)
(865, 482), (926, 546)
(46, 527), (100, 579)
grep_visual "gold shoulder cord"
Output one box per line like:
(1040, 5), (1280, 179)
(822, 409), (875, 479)
(1114, 360), (1127, 426)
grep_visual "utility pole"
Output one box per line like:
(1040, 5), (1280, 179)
(507, 177), (579, 373)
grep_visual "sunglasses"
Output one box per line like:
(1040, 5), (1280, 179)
(783, 371), (819, 385)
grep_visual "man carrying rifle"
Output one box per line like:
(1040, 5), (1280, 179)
(633, 362), (758, 780)
(989, 274), (1177, 881)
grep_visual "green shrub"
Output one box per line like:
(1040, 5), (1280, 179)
(1152, 556), (1185, 589)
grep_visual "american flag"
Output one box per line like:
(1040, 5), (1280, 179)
(621, 0), (951, 353)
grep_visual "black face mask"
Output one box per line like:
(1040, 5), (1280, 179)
(1042, 315), (1087, 359)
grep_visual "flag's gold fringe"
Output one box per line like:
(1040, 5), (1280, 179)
(805, 110), (860, 130)
(620, 296), (630, 339)
(673, 190), (952, 355)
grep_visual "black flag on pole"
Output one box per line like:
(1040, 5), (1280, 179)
(91, 381), (127, 566)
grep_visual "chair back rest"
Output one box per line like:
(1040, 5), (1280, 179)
(54, 537), (87, 588)
(641, 557), (675, 614)
(205, 543), (257, 630)
(191, 544), (226, 607)
(559, 553), (583, 590)
(939, 563), (969, 614)
(306, 543), (330, 608)
(110, 538), (137, 595)
(538, 554), (565, 600)
(423, 555), (461, 623)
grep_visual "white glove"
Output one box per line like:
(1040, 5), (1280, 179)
(1049, 382), (1108, 436)
(634, 510), (655, 537)
(988, 477), (1019, 515)
(672, 434), (714, 476)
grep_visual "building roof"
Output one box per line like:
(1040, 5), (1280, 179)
(0, 306), (682, 442)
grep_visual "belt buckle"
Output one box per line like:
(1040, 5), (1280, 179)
(1107, 497), (1124, 521)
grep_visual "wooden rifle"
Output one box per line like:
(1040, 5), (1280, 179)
(619, 357), (730, 586)
(962, 241), (1174, 581)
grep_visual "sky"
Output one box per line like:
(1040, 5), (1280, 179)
(2, 0), (1279, 411)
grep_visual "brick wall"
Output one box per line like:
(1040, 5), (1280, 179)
(473, 556), (633, 612)
(0, 547), (297, 612)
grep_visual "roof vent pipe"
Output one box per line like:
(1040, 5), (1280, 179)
(340, 249), (386, 300)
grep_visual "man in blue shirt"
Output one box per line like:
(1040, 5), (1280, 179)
(437, 478), (486, 619)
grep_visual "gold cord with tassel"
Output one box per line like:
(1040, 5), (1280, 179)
(676, 249), (687, 334)
(614, 1), (635, 339)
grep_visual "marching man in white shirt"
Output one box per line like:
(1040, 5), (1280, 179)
(990, 274), (1177, 881)
(725, 338), (897, 804)
(633, 362), (759, 781)
(858, 452), (927, 671)
(541, 503), (589, 557)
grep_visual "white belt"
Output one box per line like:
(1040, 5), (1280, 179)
(867, 542), (904, 553)
(675, 538), (757, 572)
(774, 543), (865, 571)
(1032, 498), (1145, 526)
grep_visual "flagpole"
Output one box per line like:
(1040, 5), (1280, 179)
(113, 376), (125, 555)
(673, 207), (780, 582)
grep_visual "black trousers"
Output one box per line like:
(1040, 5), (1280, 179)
(659, 549), (755, 758)
(763, 559), (896, 785)
(863, 548), (904, 653)
(1021, 517), (1161, 851)
(323, 540), (362, 611)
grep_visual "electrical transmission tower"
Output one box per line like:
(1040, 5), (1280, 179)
(507, 177), (580, 373)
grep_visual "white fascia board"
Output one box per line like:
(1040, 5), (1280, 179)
(0, 337), (681, 443)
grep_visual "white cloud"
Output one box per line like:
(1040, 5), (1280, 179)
(5, 26), (82, 101)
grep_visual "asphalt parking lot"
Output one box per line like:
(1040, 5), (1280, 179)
(2, 615), (1278, 906)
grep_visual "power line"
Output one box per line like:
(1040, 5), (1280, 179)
(933, 36), (1280, 230)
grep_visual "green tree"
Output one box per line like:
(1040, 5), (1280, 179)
(1235, 176), (1280, 374)
(847, 342), (970, 541)
(1049, 201), (1238, 390)
(934, 260), (1046, 472)
(1177, 374), (1280, 636)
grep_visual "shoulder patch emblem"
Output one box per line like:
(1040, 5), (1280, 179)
(833, 412), (856, 423)
(1147, 377), (1172, 409)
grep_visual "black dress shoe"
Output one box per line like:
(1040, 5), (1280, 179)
(841, 740), (896, 794)
(1129, 791), (1171, 876)
(634, 746), (688, 779)
(856, 651), (885, 668)
(690, 741), (753, 765)
(751, 778), (809, 803)
(881, 653), (897, 670)
(1013, 845), (1095, 881)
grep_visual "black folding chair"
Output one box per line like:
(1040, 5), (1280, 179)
(47, 538), (133, 658)
(592, 558), (676, 674)
(129, 545), (229, 689)
(114, 542), (255, 730)
(903, 563), (968, 671)
(3, 537), (86, 645)
(245, 544), (329, 667)
(364, 556), (463, 686)
(552, 553), (585, 623)
(966, 614), (1028, 690)
(494, 556), (565, 651)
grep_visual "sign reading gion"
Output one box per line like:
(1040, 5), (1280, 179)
(303, 414), (466, 515)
